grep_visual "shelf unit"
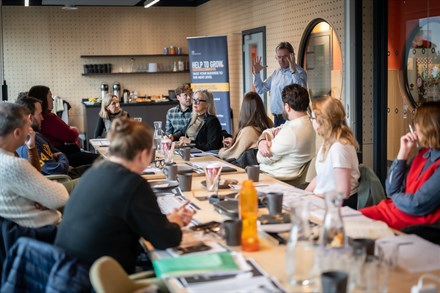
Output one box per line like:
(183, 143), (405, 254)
(80, 54), (190, 75)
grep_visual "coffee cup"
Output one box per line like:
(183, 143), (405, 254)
(245, 165), (260, 182)
(179, 147), (191, 161)
(265, 192), (284, 214)
(163, 163), (177, 181)
(223, 219), (242, 246)
(178, 173), (192, 192)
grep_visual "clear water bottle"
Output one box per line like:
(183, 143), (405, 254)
(153, 121), (163, 153)
(286, 199), (316, 286)
(320, 190), (346, 249)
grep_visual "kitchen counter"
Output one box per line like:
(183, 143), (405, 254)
(82, 100), (178, 150)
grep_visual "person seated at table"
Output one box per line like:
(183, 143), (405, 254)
(55, 118), (194, 274)
(219, 92), (273, 162)
(28, 85), (99, 167)
(179, 89), (223, 151)
(257, 84), (315, 181)
(361, 101), (440, 230)
(305, 96), (360, 209)
(166, 83), (193, 141)
(94, 94), (129, 139)
(0, 103), (68, 228)
(16, 96), (89, 179)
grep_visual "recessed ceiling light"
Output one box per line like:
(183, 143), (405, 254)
(24, 0), (29, 7)
(62, 4), (78, 10)
(144, 0), (160, 8)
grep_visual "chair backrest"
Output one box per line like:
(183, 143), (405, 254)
(1, 237), (90, 293)
(90, 256), (153, 293)
(357, 164), (386, 209)
(0, 217), (57, 276)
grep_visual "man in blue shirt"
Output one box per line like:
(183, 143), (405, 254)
(166, 83), (193, 141)
(253, 42), (307, 126)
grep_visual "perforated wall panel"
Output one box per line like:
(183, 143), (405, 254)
(3, 7), (196, 130)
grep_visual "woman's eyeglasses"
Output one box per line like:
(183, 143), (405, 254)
(192, 99), (207, 105)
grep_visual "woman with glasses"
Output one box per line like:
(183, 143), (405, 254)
(55, 118), (194, 274)
(305, 96), (360, 209)
(179, 89), (223, 151)
(219, 92), (273, 161)
(94, 94), (129, 138)
(361, 102), (440, 230)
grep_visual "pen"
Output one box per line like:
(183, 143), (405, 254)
(408, 124), (420, 148)
(178, 200), (190, 210)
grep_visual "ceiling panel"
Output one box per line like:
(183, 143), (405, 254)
(42, 0), (140, 5)
(2, 0), (209, 6)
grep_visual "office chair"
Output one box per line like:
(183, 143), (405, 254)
(90, 256), (167, 293)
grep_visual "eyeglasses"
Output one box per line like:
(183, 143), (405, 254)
(192, 99), (207, 105)
(306, 108), (316, 120)
(152, 159), (165, 169)
(275, 55), (288, 61)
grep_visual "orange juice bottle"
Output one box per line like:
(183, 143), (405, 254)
(239, 180), (259, 251)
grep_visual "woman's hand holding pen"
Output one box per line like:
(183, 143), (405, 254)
(167, 201), (195, 227)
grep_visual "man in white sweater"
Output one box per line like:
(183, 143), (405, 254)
(0, 103), (68, 228)
(257, 84), (315, 180)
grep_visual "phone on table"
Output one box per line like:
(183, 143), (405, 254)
(172, 241), (212, 255)
(190, 221), (221, 231)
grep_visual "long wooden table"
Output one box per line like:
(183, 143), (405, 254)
(89, 139), (440, 292)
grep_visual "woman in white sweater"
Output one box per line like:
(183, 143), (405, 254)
(0, 103), (68, 228)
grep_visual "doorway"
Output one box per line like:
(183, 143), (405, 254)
(242, 27), (266, 105)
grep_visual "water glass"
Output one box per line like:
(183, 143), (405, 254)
(204, 164), (222, 194)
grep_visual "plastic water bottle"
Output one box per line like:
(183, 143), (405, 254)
(239, 180), (259, 252)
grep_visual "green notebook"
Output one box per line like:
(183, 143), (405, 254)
(153, 252), (240, 278)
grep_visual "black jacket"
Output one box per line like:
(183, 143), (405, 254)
(184, 114), (223, 151)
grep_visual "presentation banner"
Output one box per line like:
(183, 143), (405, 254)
(187, 36), (232, 134)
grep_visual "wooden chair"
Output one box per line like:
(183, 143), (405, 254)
(89, 256), (167, 293)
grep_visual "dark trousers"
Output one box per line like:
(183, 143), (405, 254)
(343, 193), (358, 210)
(273, 114), (286, 127)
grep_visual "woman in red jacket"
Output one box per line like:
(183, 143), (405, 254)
(28, 85), (99, 167)
(361, 101), (440, 230)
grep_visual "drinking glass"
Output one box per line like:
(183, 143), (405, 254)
(204, 164), (222, 195)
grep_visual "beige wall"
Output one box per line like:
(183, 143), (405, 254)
(2, 1), (375, 166)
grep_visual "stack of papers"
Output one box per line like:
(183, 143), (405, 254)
(176, 259), (285, 293)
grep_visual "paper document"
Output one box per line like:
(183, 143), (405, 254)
(376, 234), (440, 273)
(177, 259), (285, 293)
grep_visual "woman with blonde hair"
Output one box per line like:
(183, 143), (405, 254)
(55, 118), (194, 273)
(361, 101), (440, 230)
(94, 94), (129, 138)
(219, 92), (273, 161)
(305, 96), (360, 209)
(179, 89), (223, 151)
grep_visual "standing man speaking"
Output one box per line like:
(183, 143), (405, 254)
(253, 42), (307, 127)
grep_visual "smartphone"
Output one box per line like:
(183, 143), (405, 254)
(190, 221), (221, 231)
(172, 242), (211, 255)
